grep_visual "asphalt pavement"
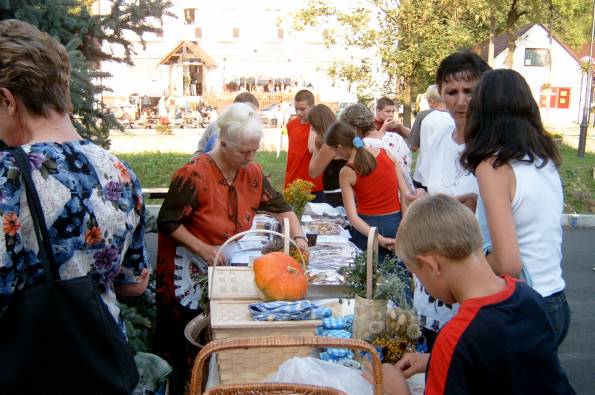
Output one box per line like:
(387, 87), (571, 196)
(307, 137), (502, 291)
(558, 227), (595, 394)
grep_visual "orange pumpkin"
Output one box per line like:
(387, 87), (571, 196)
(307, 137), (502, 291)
(253, 252), (308, 301)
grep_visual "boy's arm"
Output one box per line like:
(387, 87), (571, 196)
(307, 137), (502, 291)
(364, 364), (411, 395)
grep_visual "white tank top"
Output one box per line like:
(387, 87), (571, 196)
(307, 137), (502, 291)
(477, 158), (565, 297)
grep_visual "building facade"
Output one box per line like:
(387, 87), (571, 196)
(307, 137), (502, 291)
(479, 24), (584, 127)
(97, 0), (370, 105)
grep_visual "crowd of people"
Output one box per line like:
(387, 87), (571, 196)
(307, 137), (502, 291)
(0, 19), (575, 395)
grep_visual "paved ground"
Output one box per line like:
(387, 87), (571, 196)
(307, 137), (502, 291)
(558, 227), (595, 394)
(144, 227), (595, 393)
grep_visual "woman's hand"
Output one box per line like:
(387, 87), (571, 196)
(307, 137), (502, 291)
(114, 268), (150, 297)
(199, 244), (225, 266)
(294, 236), (309, 252)
(379, 235), (396, 250)
(395, 352), (430, 379)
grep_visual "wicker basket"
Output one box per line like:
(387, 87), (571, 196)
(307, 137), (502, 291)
(189, 336), (384, 395)
(208, 227), (321, 385)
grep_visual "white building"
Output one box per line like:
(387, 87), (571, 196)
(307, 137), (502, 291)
(478, 24), (584, 127)
(96, 0), (371, 105)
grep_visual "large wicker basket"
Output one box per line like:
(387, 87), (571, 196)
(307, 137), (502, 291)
(189, 336), (384, 395)
(208, 227), (322, 385)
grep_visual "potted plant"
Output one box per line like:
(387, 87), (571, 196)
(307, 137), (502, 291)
(340, 231), (421, 362)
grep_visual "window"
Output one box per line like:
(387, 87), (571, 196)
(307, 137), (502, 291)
(524, 48), (549, 67)
(195, 27), (202, 39)
(233, 27), (240, 39)
(184, 8), (196, 25)
(277, 28), (284, 40)
(539, 87), (571, 109)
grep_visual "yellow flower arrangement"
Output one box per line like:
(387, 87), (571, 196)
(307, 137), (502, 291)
(283, 179), (315, 219)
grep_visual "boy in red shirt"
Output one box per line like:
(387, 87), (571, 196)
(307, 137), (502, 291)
(374, 97), (410, 139)
(365, 194), (575, 395)
(284, 89), (323, 201)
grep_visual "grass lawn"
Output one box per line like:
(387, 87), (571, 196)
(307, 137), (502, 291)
(116, 145), (594, 213)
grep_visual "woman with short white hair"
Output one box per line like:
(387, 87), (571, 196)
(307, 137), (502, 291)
(155, 102), (307, 393)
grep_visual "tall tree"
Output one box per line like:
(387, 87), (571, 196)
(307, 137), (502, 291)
(295, 0), (489, 125)
(0, 0), (172, 148)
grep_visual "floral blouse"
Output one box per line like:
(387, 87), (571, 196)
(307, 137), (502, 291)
(0, 141), (148, 333)
(364, 132), (414, 190)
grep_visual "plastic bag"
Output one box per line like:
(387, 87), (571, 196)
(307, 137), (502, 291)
(267, 357), (373, 395)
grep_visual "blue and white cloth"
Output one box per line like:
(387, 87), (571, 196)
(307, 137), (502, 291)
(249, 300), (332, 321)
(317, 314), (356, 364)
(321, 316), (353, 331)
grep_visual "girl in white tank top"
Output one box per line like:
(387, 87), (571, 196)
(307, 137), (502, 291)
(460, 69), (569, 345)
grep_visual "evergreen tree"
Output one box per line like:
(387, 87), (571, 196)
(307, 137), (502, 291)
(0, 0), (172, 148)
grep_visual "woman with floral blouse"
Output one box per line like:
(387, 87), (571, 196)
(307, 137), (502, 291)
(0, 20), (148, 393)
(155, 103), (307, 393)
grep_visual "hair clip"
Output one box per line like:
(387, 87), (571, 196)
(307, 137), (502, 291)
(352, 136), (364, 148)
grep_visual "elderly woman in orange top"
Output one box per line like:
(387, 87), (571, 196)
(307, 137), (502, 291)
(155, 102), (307, 393)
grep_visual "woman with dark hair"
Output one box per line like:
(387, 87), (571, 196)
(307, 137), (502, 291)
(307, 104), (346, 206)
(460, 69), (569, 345)
(324, 121), (409, 263)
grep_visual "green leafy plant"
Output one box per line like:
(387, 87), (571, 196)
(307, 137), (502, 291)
(340, 252), (411, 307)
(118, 271), (157, 353)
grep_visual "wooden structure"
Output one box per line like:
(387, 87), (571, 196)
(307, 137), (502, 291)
(159, 41), (217, 97)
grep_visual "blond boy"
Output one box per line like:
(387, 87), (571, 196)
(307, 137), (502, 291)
(367, 195), (574, 395)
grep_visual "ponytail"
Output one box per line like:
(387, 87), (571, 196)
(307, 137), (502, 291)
(325, 121), (377, 176)
(354, 146), (376, 176)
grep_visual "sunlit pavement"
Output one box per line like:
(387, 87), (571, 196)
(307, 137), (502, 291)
(558, 227), (595, 394)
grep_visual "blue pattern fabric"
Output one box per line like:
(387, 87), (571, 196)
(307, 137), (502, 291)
(249, 300), (332, 321)
(317, 313), (356, 364)
(322, 316), (353, 330)
(0, 141), (148, 334)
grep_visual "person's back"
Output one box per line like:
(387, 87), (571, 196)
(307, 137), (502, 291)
(0, 141), (147, 328)
(429, 276), (573, 395)
(383, 194), (574, 395)
(412, 109), (454, 187)
(350, 149), (400, 216)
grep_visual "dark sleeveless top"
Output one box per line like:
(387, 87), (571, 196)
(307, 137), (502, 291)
(323, 159), (347, 191)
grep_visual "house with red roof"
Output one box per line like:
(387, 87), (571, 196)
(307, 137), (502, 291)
(476, 23), (586, 126)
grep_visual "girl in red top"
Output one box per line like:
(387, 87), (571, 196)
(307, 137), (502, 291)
(325, 121), (409, 263)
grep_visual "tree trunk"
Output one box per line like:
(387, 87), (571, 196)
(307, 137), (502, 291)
(488, 4), (496, 66)
(504, 0), (520, 69)
(403, 84), (412, 127)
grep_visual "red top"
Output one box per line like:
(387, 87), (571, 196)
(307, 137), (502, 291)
(351, 149), (400, 215)
(284, 117), (323, 191)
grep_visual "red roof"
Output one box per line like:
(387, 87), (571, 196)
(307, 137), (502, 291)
(475, 23), (580, 64)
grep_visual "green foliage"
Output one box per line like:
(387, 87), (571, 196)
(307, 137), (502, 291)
(118, 272), (157, 353)
(294, 0), (593, 116)
(556, 142), (595, 213)
(340, 252), (412, 308)
(0, 0), (172, 148)
(118, 146), (591, 214)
